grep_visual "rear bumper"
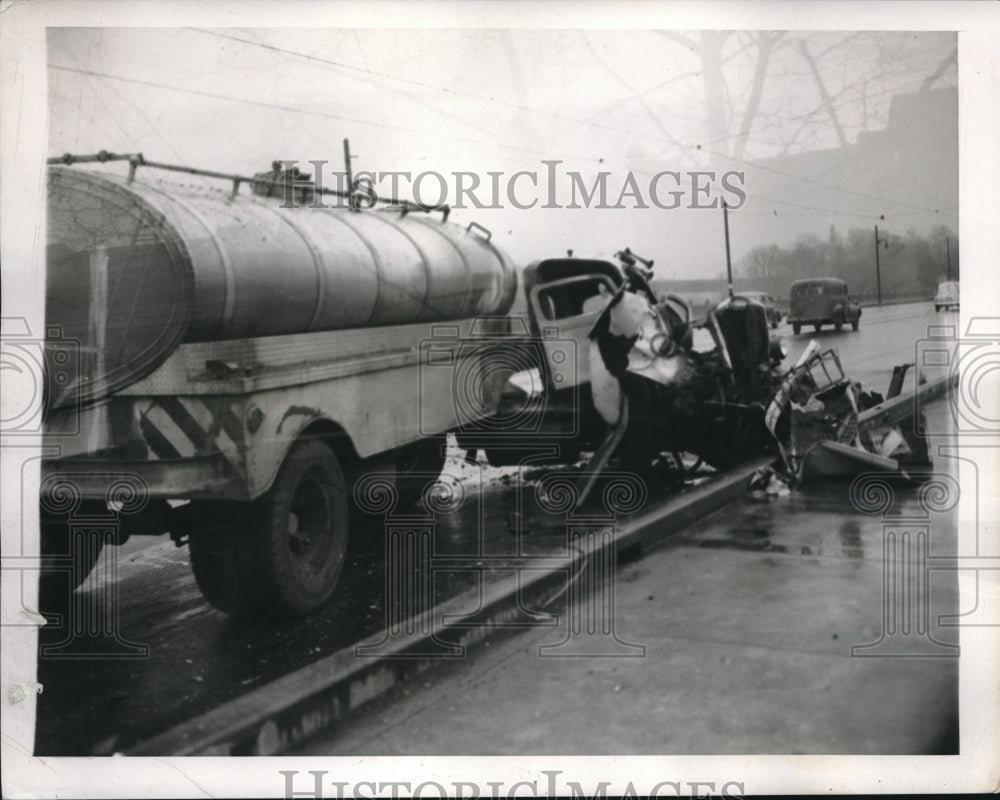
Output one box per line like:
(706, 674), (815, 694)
(41, 452), (246, 504)
(789, 311), (860, 324)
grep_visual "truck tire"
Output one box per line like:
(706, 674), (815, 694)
(191, 440), (349, 618)
(189, 501), (242, 614)
(249, 439), (349, 618)
(814, 323), (822, 332)
(851, 318), (860, 331)
(394, 434), (447, 511)
(835, 319), (843, 331)
(792, 322), (801, 335)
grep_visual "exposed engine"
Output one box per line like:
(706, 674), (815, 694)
(585, 249), (786, 479)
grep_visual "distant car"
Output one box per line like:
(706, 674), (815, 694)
(738, 291), (782, 329)
(934, 281), (959, 312)
(788, 277), (861, 334)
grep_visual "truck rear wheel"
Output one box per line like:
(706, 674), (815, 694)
(190, 440), (349, 618)
(250, 439), (349, 618)
(792, 322), (801, 335)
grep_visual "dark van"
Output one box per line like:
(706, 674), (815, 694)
(789, 278), (861, 334)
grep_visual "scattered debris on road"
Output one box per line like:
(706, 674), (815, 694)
(762, 341), (934, 487)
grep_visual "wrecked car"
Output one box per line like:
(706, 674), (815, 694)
(764, 344), (934, 487)
(463, 249), (942, 502)
(460, 250), (790, 497)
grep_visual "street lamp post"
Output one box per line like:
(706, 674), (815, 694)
(874, 225), (889, 306)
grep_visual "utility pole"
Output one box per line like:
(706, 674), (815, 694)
(723, 200), (734, 298)
(945, 237), (952, 281)
(344, 138), (356, 211)
(874, 225), (888, 306)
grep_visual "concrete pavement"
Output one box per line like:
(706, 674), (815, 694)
(295, 400), (960, 756)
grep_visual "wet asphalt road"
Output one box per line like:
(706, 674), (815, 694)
(776, 302), (955, 391)
(33, 456), (701, 755)
(689, 300), (954, 392)
(33, 302), (956, 754)
(294, 451), (959, 755)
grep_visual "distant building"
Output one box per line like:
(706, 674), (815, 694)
(735, 88), (957, 252)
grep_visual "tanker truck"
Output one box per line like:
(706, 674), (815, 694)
(40, 151), (519, 619)
(39, 151), (789, 622)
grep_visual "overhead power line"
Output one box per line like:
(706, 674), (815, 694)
(191, 30), (954, 216)
(48, 64), (563, 158)
(190, 28), (693, 149)
(51, 60), (954, 220)
(740, 192), (955, 222)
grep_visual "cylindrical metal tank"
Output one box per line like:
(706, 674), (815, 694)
(45, 166), (518, 407)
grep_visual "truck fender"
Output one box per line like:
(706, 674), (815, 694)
(248, 411), (360, 501)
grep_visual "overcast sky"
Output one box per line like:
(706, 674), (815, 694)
(46, 27), (958, 277)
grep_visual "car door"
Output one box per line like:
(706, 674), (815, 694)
(804, 283), (827, 320)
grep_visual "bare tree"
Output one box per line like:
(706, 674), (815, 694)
(744, 243), (781, 279)
(650, 31), (956, 162)
(659, 31), (784, 161)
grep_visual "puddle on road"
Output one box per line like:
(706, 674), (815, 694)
(690, 527), (790, 554)
(838, 519), (864, 560)
(677, 475), (938, 562)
